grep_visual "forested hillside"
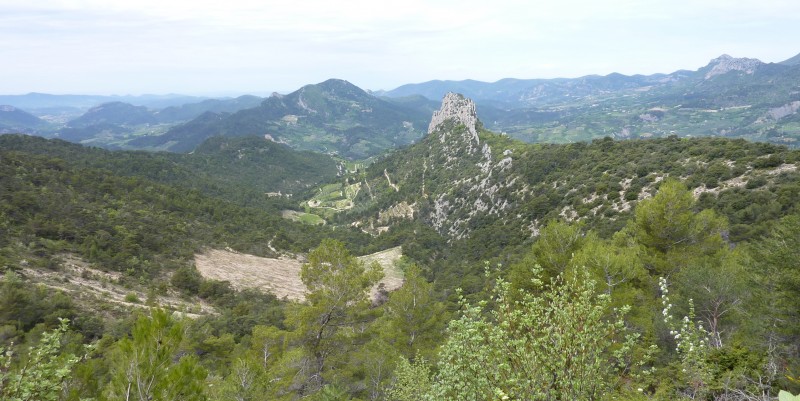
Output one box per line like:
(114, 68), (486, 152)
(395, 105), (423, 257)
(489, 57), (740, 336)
(0, 134), (340, 206)
(132, 79), (431, 158)
(0, 95), (265, 150)
(0, 105), (50, 134)
(1, 91), (799, 401)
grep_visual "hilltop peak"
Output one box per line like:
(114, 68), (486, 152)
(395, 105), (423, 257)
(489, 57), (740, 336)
(429, 92), (479, 137)
(428, 93), (482, 157)
(704, 54), (763, 79)
(292, 79), (374, 107)
(355, 92), (518, 240)
(314, 79), (368, 95)
(68, 101), (156, 127)
(0, 104), (46, 131)
(318, 78), (354, 87)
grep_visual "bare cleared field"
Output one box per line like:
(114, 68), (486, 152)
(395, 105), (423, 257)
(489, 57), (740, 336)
(195, 250), (306, 301)
(194, 246), (404, 302)
(359, 246), (404, 297)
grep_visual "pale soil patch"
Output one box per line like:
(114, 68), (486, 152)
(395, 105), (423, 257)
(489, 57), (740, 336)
(194, 246), (404, 302)
(22, 254), (214, 318)
(359, 246), (404, 297)
(767, 163), (797, 175)
(581, 193), (600, 204)
(378, 201), (415, 223)
(692, 175), (748, 198)
(281, 210), (301, 219)
(691, 162), (796, 198)
(195, 250), (306, 301)
(559, 205), (578, 222)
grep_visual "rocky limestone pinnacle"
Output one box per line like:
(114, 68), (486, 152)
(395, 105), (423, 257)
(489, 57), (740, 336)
(428, 92), (479, 140)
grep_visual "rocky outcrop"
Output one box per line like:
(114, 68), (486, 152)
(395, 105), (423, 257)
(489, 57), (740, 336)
(357, 93), (523, 240)
(705, 54), (763, 79)
(428, 92), (480, 155)
(767, 101), (800, 121)
(420, 94), (518, 239)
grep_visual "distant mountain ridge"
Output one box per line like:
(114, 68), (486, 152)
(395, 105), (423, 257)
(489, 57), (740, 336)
(383, 53), (800, 147)
(702, 54), (763, 79)
(67, 102), (157, 127)
(0, 93), (210, 112)
(154, 95), (263, 123)
(0, 105), (50, 133)
(38, 96), (265, 149)
(60, 96), (266, 128)
(133, 79), (431, 158)
(4, 51), (800, 153)
(383, 54), (791, 107)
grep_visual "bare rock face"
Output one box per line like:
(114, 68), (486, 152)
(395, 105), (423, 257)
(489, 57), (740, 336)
(419, 93), (520, 239)
(357, 92), (524, 241)
(428, 92), (480, 154)
(767, 101), (800, 121)
(705, 54), (763, 79)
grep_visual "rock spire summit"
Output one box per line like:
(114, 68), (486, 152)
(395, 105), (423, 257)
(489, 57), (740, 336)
(428, 92), (480, 154)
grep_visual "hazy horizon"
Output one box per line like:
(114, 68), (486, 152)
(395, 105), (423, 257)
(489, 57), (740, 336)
(2, 0), (799, 96)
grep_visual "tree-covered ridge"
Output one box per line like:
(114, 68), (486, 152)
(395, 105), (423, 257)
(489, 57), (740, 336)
(0, 135), (375, 380)
(153, 95), (264, 123)
(0, 134), (340, 207)
(66, 102), (158, 128)
(0, 105), (50, 134)
(0, 138), (376, 287)
(133, 79), (431, 158)
(0, 95), (267, 151)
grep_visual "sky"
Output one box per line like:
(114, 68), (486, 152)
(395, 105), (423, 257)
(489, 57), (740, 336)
(1, 0), (799, 96)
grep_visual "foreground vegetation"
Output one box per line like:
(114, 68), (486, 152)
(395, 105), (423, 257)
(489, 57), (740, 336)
(1, 133), (799, 400)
